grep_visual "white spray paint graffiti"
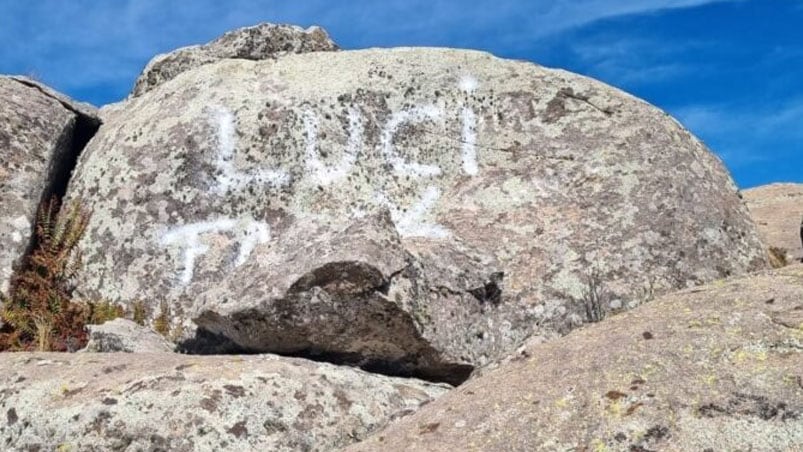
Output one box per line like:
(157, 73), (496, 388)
(164, 78), (483, 283)
(459, 74), (479, 94)
(303, 107), (363, 186)
(460, 107), (479, 176)
(161, 218), (270, 285)
(213, 108), (290, 194)
(376, 186), (450, 239)
(458, 74), (480, 176)
(380, 105), (443, 178)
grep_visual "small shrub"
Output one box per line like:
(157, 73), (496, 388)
(153, 300), (171, 337)
(767, 247), (788, 269)
(129, 300), (148, 326)
(0, 197), (92, 351)
(86, 301), (125, 325)
(582, 268), (608, 323)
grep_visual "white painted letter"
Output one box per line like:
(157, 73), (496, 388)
(212, 107), (290, 194)
(302, 107), (363, 186)
(161, 218), (271, 285)
(380, 106), (443, 178)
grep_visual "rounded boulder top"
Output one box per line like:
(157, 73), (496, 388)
(130, 22), (339, 98)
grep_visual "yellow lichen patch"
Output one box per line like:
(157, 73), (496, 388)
(554, 396), (569, 408)
(703, 375), (717, 386)
(591, 438), (608, 452)
(605, 400), (623, 416)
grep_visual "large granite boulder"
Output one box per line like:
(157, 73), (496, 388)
(0, 76), (99, 297)
(131, 23), (338, 98)
(67, 47), (767, 383)
(743, 183), (803, 263)
(348, 265), (803, 452)
(0, 352), (448, 451)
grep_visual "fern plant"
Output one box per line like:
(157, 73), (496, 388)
(0, 197), (92, 351)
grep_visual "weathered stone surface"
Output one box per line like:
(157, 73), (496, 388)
(0, 76), (99, 297)
(0, 352), (448, 451)
(348, 265), (803, 452)
(131, 23), (338, 98)
(81, 318), (175, 353)
(67, 48), (767, 382)
(743, 183), (803, 263)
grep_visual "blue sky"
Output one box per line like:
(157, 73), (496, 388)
(1, 0), (800, 188)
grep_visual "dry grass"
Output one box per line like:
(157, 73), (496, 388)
(0, 197), (92, 351)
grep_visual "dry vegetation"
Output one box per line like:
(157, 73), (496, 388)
(0, 198), (127, 351)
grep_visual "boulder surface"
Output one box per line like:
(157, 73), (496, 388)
(81, 318), (175, 353)
(743, 183), (803, 263)
(67, 47), (767, 382)
(0, 352), (448, 451)
(348, 265), (803, 452)
(131, 23), (338, 98)
(0, 76), (99, 297)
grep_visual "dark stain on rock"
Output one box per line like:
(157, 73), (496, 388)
(642, 331), (654, 340)
(418, 422), (440, 434)
(6, 408), (18, 425)
(544, 94), (567, 124)
(263, 418), (288, 435)
(102, 364), (128, 374)
(625, 402), (644, 416)
(226, 420), (248, 438)
(62, 387), (83, 397)
(333, 389), (353, 411)
(643, 425), (669, 442)
(698, 392), (799, 421)
(200, 389), (223, 413)
(605, 390), (627, 401)
(102, 397), (118, 405)
(223, 385), (246, 398)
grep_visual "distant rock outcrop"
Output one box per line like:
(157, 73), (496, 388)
(0, 352), (447, 451)
(0, 76), (99, 297)
(67, 45), (767, 383)
(130, 23), (338, 98)
(348, 265), (803, 452)
(743, 183), (803, 263)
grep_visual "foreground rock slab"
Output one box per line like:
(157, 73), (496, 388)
(744, 183), (803, 263)
(0, 76), (99, 297)
(348, 265), (803, 452)
(0, 352), (447, 451)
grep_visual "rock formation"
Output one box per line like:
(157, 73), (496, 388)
(67, 44), (766, 382)
(348, 264), (803, 452)
(1, 21), (796, 451)
(0, 352), (447, 451)
(743, 183), (803, 263)
(131, 23), (338, 98)
(0, 76), (100, 297)
(81, 318), (175, 353)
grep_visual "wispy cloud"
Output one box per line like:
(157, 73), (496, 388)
(672, 100), (803, 165)
(0, 0), (738, 103)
